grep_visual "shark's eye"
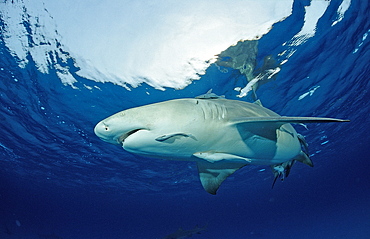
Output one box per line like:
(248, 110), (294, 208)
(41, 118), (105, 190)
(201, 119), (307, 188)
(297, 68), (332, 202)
(104, 124), (109, 131)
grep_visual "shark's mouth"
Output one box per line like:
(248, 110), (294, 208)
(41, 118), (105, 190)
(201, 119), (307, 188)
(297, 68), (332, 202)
(118, 128), (145, 144)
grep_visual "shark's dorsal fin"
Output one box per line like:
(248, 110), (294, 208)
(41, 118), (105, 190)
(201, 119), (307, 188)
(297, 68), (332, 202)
(196, 160), (247, 195)
(230, 116), (350, 126)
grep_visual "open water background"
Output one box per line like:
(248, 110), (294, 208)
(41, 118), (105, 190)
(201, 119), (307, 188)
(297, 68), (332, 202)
(0, 0), (369, 238)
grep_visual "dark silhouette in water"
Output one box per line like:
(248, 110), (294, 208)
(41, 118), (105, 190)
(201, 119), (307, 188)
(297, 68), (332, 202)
(162, 225), (207, 239)
(38, 233), (64, 239)
(216, 40), (280, 100)
(3, 223), (12, 235)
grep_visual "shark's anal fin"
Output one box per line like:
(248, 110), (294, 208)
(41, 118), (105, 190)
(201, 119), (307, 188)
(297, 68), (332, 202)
(193, 151), (252, 163)
(196, 160), (247, 195)
(155, 133), (195, 142)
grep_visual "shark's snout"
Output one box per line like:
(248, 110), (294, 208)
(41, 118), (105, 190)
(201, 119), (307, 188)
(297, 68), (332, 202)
(94, 120), (148, 146)
(94, 121), (108, 138)
(94, 121), (120, 145)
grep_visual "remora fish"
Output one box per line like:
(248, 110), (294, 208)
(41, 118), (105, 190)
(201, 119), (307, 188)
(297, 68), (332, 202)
(94, 93), (349, 194)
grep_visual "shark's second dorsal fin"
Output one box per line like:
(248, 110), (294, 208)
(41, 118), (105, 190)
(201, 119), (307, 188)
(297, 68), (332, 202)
(195, 89), (225, 99)
(253, 99), (263, 107)
(196, 160), (247, 195)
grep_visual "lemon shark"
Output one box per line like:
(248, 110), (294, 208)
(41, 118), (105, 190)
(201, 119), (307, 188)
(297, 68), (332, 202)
(94, 94), (349, 194)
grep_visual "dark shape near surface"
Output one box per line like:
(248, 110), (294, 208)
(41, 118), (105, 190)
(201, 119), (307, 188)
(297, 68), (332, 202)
(162, 225), (207, 239)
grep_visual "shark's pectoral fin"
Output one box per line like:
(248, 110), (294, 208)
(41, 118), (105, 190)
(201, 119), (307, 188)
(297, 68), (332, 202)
(230, 116), (350, 126)
(155, 133), (195, 142)
(196, 160), (247, 195)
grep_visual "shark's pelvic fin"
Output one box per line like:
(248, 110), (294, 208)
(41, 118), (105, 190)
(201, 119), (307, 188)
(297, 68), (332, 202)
(196, 160), (247, 195)
(295, 151), (313, 167)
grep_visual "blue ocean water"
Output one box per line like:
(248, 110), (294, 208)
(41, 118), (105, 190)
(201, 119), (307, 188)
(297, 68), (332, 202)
(0, 1), (369, 239)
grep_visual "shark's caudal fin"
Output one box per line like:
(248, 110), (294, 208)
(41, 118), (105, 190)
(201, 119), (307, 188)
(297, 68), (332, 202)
(230, 116), (350, 126)
(196, 160), (247, 195)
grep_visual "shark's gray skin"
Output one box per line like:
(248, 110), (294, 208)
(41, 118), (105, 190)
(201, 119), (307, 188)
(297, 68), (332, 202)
(162, 225), (207, 239)
(94, 94), (349, 194)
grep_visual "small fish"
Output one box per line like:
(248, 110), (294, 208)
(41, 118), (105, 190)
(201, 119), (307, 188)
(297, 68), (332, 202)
(298, 85), (321, 100)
